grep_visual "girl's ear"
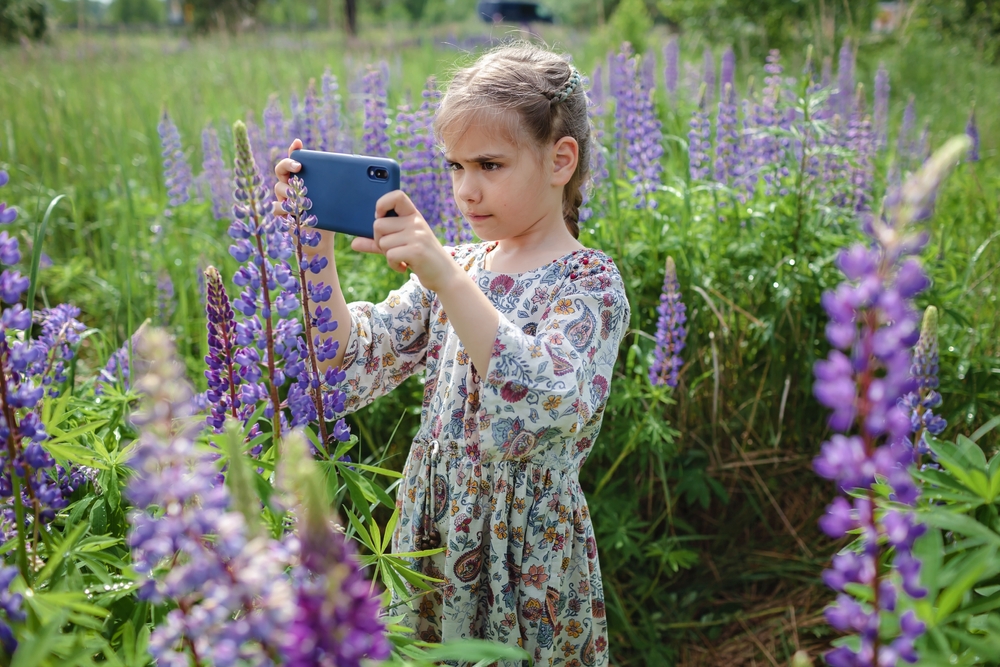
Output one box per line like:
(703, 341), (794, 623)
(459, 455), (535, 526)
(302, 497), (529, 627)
(551, 136), (579, 187)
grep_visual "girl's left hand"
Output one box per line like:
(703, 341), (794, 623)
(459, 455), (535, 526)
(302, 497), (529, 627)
(351, 190), (457, 292)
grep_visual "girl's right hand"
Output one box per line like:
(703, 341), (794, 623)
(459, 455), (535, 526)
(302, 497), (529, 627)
(272, 138), (304, 218)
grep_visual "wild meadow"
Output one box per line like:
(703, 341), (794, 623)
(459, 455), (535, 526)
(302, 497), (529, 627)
(0, 18), (998, 666)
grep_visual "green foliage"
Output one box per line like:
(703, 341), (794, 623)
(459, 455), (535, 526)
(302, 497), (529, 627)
(610, 0), (652, 53)
(108, 0), (163, 25)
(0, 0), (46, 41)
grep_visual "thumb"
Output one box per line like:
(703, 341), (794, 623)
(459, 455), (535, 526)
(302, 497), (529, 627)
(351, 237), (382, 254)
(287, 138), (303, 157)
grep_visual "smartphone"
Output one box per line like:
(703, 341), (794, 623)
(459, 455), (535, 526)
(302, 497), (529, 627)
(289, 149), (400, 238)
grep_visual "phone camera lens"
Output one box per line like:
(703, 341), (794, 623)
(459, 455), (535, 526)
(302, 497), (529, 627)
(376, 169), (388, 179)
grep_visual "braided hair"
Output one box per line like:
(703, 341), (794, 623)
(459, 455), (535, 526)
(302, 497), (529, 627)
(434, 42), (593, 239)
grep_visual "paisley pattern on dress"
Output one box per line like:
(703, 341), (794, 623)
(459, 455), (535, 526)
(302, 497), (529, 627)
(337, 242), (630, 667)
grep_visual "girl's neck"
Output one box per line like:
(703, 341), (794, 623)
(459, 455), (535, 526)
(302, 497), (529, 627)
(485, 223), (584, 274)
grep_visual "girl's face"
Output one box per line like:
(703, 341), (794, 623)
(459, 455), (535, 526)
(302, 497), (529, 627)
(443, 119), (572, 242)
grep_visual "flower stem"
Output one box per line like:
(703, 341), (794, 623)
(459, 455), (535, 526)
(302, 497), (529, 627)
(0, 340), (30, 582)
(293, 233), (329, 448)
(252, 236), (283, 446)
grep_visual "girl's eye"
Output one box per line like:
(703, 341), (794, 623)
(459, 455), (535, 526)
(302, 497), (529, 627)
(482, 162), (501, 171)
(446, 162), (462, 171)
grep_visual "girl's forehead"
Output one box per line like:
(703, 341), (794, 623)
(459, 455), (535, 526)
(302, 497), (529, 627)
(443, 122), (518, 155)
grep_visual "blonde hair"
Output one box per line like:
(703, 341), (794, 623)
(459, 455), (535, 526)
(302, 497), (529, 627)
(434, 42), (592, 239)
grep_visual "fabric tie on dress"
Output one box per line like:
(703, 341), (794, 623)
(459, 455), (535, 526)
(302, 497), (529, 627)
(417, 439), (442, 550)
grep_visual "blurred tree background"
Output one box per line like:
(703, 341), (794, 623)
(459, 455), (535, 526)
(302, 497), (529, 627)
(6, 0), (1000, 61)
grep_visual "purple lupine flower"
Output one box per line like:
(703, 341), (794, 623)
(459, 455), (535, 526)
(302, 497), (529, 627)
(895, 97), (917, 176)
(898, 306), (946, 457)
(32, 304), (86, 397)
(713, 82), (739, 186)
(321, 67), (350, 153)
(0, 566), (24, 654)
(813, 136), (971, 667)
(262, 94), (287, 195)
(581, 75), (609, 224)
(156, 270), (175, 326)
(649, 257), (687, 387)
(702, 47), (716, 106)
(966, 106), (980, 162)
(719, 47), (735, 97)
(301, 78), (322, 151)
(127, 328), (295, 665)
(228, 120), (299, 442)
(157, 109), (194, 215)
(201, 125), (231, 221)
(282, 175), (351, 449)
(874, 63), (890, 151)
(203, 266), (254, 433)
(361, 65), (391, 157)
(288, 92), (302, 148)
(95, 332), (137, 396)
(590, 63), (605, 109)
(663, 37), (679, 103)
(641, 53), (656, 96)
(278, 431), (390, 667)
(835, 38), (855, 120)
(395, 81), (441, 235)
(844, 86), (876, 213)
(611, 43), (663, 207)
(688, 86), (712, 182)
(751, 50), (789, 195)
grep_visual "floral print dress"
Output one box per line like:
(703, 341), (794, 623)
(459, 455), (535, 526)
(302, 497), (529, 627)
(338, 242), (630, 667)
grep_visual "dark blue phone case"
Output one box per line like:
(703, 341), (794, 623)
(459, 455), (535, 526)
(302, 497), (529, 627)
(289, 149), (400, 238)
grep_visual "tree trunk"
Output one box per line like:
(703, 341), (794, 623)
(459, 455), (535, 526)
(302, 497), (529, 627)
(344, 0), (356, 35)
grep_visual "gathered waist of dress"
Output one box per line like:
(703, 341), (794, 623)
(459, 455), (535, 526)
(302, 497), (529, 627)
(408, 434), (578, 476)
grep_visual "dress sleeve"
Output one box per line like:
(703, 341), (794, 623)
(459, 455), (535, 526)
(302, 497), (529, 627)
(338, 272), (434, 414)
(477, 263), (630, 459)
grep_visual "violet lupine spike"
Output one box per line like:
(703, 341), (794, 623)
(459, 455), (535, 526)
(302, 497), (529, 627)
(281, 175), (351, 448)
(262, 94), (287, 194)
(278, 430), (391, 667)
(200, 125), (231, 222)
(611, 44), (663, 208)
(31, 304), (86, 398)
(301, 78), (321, 151)
(156, 270), (175, 326)
(898, 306), (946, 458)
(127, 329), (295, 666)
(966, 106), (980, 163)
(702, 48), (716, 106)
(203, 266), (250, 433)
(895, 97), (917, 177)
(640, 54), (656, 97)
(0, 177), (85, 569)
(719, 47), (735, 95)
(228, 120), (299, 444)
(581, 78), (609, 224)
(361, 65), (391, 158)
(649, 257), (687, 388)
(157, 109), (194, 216)
(835, 38), (855, 120)
(688, 85), (712, 182)
(813, 136), (971, 667)
(844, 85), (876, 213)
(713, 82), (739, 186)
(663, 37), (679, 103)
(874, 63), (890, 152)
(321, 67), (350, 153)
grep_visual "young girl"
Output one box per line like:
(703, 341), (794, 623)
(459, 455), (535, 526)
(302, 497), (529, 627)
(275, 43), (629, 667)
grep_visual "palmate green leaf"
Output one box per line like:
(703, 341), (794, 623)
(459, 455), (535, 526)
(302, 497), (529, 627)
(41, 442), (109, 470)
(34, 522), (88, 586)
(929, 437), (993, 501)
(922, 507), (1000, 547)
(914, 527), (945, 603)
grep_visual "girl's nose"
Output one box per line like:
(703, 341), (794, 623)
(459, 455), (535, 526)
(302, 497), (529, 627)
(455, 173), (481, 204)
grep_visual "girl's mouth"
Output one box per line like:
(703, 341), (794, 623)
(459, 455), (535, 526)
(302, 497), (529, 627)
(467, 213), (491, 222)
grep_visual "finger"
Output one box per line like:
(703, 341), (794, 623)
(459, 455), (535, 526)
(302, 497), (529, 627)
(274, 157), (301, 182)
(351, 237), (382, 254)
(375, 190), (418, 219)
(287, 138), (303, 157)
(385, 247), (408, 273)
(372, 215), (409, 239)
(274, 180), (290, 203)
